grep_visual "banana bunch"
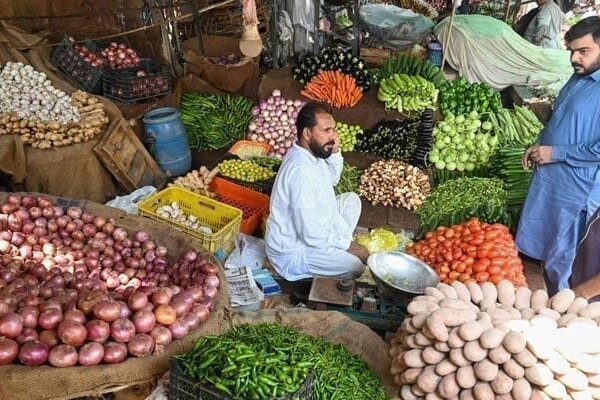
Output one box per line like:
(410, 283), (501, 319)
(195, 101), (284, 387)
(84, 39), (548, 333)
(377, 73), (439, 113)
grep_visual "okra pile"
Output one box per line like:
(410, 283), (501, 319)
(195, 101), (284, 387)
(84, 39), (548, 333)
(176, 323), (389, 400)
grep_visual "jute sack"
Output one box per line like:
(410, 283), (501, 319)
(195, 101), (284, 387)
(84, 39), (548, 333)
(0, 193), (230, 400)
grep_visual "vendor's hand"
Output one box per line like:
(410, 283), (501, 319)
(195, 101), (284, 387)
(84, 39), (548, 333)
(530, 145), (553, 165)
(522, 145), (535, 169)
(347, 242), (369, 264)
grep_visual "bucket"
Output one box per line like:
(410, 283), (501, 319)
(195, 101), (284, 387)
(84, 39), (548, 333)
(143, 107), (192, 177)
(428, 42), (443, 68)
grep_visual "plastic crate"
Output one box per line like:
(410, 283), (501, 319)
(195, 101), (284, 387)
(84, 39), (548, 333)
(51, 36), (103, 93)
(210, 177), (269, 235)
(169, 360), (314, 400)
(138, 187), (242, 255)
(103, 58), (173, 103)
(228, 140), (271, 160)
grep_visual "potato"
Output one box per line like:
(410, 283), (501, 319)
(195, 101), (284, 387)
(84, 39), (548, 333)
(515, 348), (539, 368)
(575, 353), (600, 374)
(436, 359), (459, 376)
(457, 365), (477, 389)
(512, 378), (532, 400)
(476, 312), (493, 330)
(498, 304), (522, 320)
(544, 350), (571, 375)
(531, 289), (549, 312)
(497, 280), (516, 307)
(591, 387), (600, 400)
(503, 331), (527, 354)
(588, 373), (600, 387)
(542, 379), (568, 399)
(487, 308), (512, 324)
(490, 370), (514, 395)
(559, 368), (589, 391)
(423, 346), (447, 365)
(459, 389), (476, 400)
(458, 321), (484, 342)
(403, 368), (422, 384)
(506, 319), (531, 333)
(503, 358), (525, 380)
(438, 283), (458, 299)
(425, 315), (449, 342)
(404, 349), (426, 368)
(412, 313), (429, 330)
(481, 282), (498, 303)
(408, 300), (441, 316)
(570, 390), (593, 400)
(425, 286), (446, 300)
(438, 372), (460, 398)
(467, 282), (484, 305)
(489, 345), (512, 364)
(493, 320), (510, 335)
(550, 289), (576, 313)
(514, 286), (533, 310)
(567, 297), (589, 315)
(392, 354), (408, 374)
(439, 298), (477, 311)
(531, 315), (559, 330)
(427, 308), (477, 341)
(463, 340), (488, 363)
(567, 317), (597, 327)
(415, 332), (434, 347)
(450, 348), (471, 367)
(395, 374), (405, 387)
(474, 358), (498, 382)
(478, 299), (496, 313)
(417, 365), (441, 393)
(538, 307), (562, 321)
(448, 329), (465, 350)
(558, 313), (578, 327)
(413, 295), (442, 303)
(479, 327), (504, 350)
(521, 307), (537, 320)
(400, 385), (418, 400)
(525, 363), (554, 386)
(435, 341), (451, 353)
(404, 318), (419, 334)
(405, 335), (420, 349)
(473, 382), (495, 400)
(411, 384), (426, 397)
(425, 393), (443, 400)
(451, 281), (471, 302)
(579, 303), (600, 319)
(422, 324), (438, 340)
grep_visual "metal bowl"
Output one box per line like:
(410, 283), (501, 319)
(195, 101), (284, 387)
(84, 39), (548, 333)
(367, 251), (439, 301)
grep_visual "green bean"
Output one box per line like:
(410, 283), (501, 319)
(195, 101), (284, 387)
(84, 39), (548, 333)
(334, 163), (362, 195)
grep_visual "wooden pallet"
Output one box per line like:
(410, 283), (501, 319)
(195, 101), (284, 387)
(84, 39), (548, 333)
(94, 118), (167, 192)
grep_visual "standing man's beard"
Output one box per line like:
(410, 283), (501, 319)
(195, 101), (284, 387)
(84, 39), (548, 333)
(309, 139), (334, 159)
(573, 56), (600, 76)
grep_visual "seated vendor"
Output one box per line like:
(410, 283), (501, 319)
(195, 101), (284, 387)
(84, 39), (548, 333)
(265, 103), (369, 281)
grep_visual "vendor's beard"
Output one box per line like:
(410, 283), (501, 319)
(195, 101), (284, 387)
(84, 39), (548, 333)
(573, 56), (600, 76)
(309, 139), (334, 159)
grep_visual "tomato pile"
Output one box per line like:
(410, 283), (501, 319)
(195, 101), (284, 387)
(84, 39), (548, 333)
(407, 218), (527, 286)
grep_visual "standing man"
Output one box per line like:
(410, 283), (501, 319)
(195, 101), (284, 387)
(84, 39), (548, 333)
(524, 0), (566, 49)
(265, 102), (369, 281)
(517, 17), (600, 295)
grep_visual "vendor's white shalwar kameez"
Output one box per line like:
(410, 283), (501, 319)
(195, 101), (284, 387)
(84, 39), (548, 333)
(265, 144), (364, 281)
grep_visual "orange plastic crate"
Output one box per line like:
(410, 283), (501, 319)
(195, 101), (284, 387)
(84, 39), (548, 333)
(210, 177), (270, 235)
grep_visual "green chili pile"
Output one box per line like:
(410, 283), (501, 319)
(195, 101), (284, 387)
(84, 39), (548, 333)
(176, 323), (390, 400)
(335, 163), (362, 195)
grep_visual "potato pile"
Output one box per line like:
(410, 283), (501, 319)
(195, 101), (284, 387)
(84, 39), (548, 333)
(391, 280), (600, 400)
(0, 90), (109, 149)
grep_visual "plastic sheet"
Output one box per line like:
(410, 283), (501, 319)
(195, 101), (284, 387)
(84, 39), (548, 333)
(105, 186), (157, 214)
(356, 228), (414, 254)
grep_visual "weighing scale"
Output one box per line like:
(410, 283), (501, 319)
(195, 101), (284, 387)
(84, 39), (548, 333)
(308, 275), (355, 307)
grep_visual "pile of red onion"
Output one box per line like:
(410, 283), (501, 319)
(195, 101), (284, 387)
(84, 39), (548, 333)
(68, 37), (105, 69)
(0, 195), (219, 367)
(100, 42), (141, 70)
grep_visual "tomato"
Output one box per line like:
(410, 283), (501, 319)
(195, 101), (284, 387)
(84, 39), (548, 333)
(438, 272), (448, 281)
(465, 267), (473, 275)
(472, 261), (488, 273)
(448, 271), (460, 280)
(469, 237), (484, 246)
(458, 273), (471, 282)
(421, 247), (432, 256)
(455, 262), (467, 273)
(464, 256), (475, 266)
(476, 250), (489, 259)
(445, 229), (455, 239)
(444, 252), (454, 262)
(475, 271), (490, 283)
(429, 241), (439, 249)
(440, 266), (450, 274)
(484, 230), (499, 240)
(490, 258), (506, 268)
(489, 274), (503, 284)
(487, 265), (502, 276)
(425, 232), (434, 239)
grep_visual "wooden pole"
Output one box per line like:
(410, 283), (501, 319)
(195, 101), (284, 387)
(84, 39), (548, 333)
(440, 0), (457, 73)
(503, 0), (513, 22)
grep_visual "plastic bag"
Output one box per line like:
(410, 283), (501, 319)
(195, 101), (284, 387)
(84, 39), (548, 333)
(360, 4), (434, 50)
(105, 186), (157, 214)
(356, 228), (414, 254)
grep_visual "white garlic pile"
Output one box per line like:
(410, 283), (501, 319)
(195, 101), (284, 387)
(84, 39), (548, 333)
(0, 61), (80, 124)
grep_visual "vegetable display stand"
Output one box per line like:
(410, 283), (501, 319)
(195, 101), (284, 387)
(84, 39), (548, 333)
(51, 36), (103, 93)
(209, 177), (269, 235)
(169, 360), (314, 400)
(139, 187), (242, 255)
(103, 59), (172, 103)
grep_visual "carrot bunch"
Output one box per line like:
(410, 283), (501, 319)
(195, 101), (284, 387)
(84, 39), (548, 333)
(300, 70), (363, 108)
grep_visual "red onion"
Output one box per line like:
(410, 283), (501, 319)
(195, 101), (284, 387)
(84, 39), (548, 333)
(42, 207), (54, 219)
(85, 319), (110, 343)
(18, 305), (39, 328)
(21, 196), (38, 209)
(0, 312), (23, 338)
(77, 291), (107, 315)
(182, 312), (201, 330)
(154, 305), (177, 325)
(134, 231), (149, 243)
(203, 286), (218, 300)
(19, 341), (49, 366)
(112, 228), (127, 242)
(38, 308), (63, 330)
(83, 224), (97, 238)
(132, 310), (156, 334)
(127, 333), (154, 357)
(191, 304), (210, 322)
(201, 263), (219, 275)
(93, 300), (121, 322)
(128, 291), (148, 311)
(170, 298), (192, 318)
(204, 275), (220, 289)
(168, 319), (189, 339)
(81, 212), (94, 224)
(16, 327), (38, 345)
(151, 288), (172, 306)
(110, 318), (135, 343)
(150, 326), (172, 346)
(93, 216), (107, 229)
(37, 197), (52, 208)
(0, 337), (19, 365)
(39, 329), (60, 348)
(58, 320), (87, 347)
(67, 207), (82, 220)
(48, 344), (78, 367)
(102, 222), (115, 235)
(155, 246), (167, 258)
(103, 341), (127, 364)
(78, 342), (104, 366)
(64, 309), (86, 324)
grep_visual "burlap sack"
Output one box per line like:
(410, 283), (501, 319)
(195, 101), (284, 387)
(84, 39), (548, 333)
(0, 192), (230, 400)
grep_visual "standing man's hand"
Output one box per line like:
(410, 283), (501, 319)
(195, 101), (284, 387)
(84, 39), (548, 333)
(523, 144), (553, 169)
(347, 242), (369, 264)
(332, 131), (341, 153)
